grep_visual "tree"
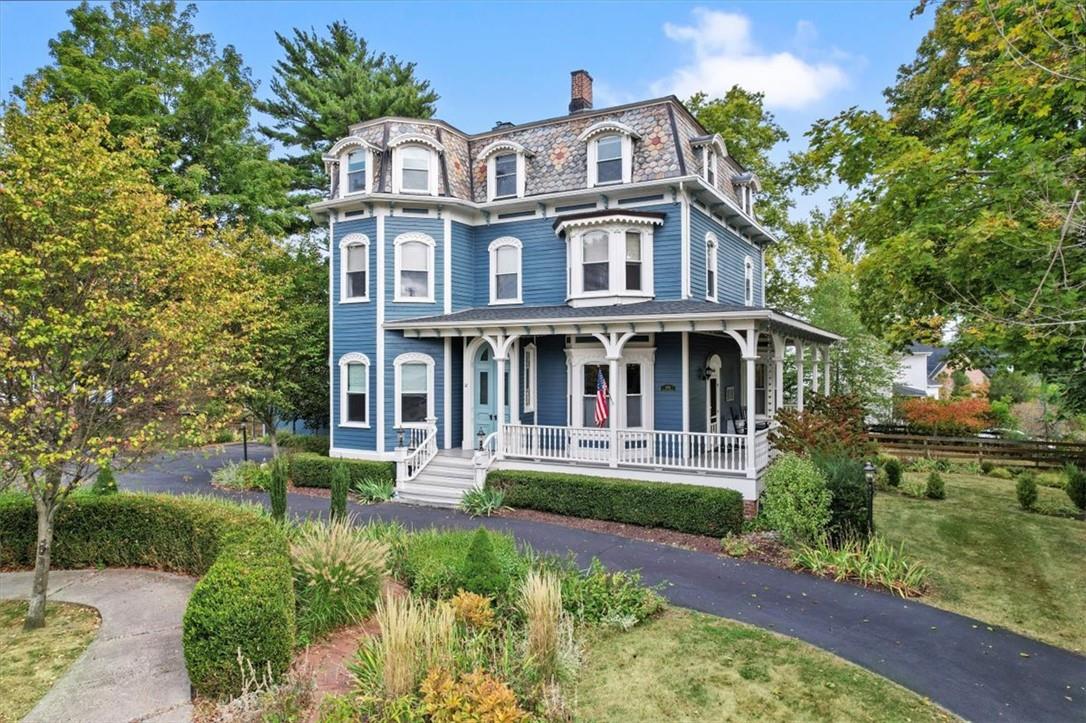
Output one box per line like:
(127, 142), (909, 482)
(259, 21), (439, 200)
(15, 0), (295, 234)
(793, 0), (1086, 409)
(988, 370), (1039, 404)
(0, 95), (251, 628)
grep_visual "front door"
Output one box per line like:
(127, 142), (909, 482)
(473, 346), (498, 439)
(706, 354), (722, 435)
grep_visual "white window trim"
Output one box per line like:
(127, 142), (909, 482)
(522, 342), (537, 413)
(339, 147), (374, 197)
(339, 233), (370, 303)
(701, 147), (717, 186)
(705, 232), (718, 301)
(393, 352), (435, 428)
(586, 133), (634, 188)
(338, 352), (370, 428)
(487, 152), (527, 201)
(391, 143), (439, 196)
(322, 136), (378, 198)
(488, 236), (523, 305)
(566, 346), (655, 430)
(744, 255), (755, 306)
(565, 224), (655, 306)
(393, 232), (436, 303)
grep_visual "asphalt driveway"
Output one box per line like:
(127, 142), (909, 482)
(118, 444), (1086, 722)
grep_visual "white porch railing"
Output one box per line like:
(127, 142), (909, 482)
(397, 421), (438, 482)
(471, 431), (499, 487)
(501, 423), (771, 475)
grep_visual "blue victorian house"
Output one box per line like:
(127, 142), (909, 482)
(310, 70), (839, 507)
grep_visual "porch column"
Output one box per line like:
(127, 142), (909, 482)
(608, 356), (620, 468)
(773, 351), (785, 414)
(823, 346), (832, 394)
(744, 354), (758, 480)
(495, 355), (507, 460)
(795, 341), (805, 412)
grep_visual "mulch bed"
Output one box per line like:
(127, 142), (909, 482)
(495, 507), (794, 568)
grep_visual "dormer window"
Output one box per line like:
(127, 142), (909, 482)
(556, 211), (662, 307)
(693, 134), (727, 190)
(322, 136), (378, 197)
(479, 140), (531, 201)
(346, 150), (367, 193)
(705, 150), (717, 185)
(494, 154), (517, 198)
(732, 172), (762, 217)
(579, 120), (637, 188)
(389, 134), (443, 195)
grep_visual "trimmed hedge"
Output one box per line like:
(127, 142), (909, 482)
(289, 452), (395, 489)
(486, 470), (744, 537)
(0, 494), (294, 700)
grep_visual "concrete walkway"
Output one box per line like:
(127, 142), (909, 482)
(0, 569), (195, 723)
(119, 445), (1086, 722)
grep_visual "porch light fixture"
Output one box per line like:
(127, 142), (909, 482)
(477, 427), (486, 451)
(396, 426), (404, 449)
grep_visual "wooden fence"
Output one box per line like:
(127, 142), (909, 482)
(868, 429), (1086, 468)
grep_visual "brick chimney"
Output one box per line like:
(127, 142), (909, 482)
(569, 69), (593, 113)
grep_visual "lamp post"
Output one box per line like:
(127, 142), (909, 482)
(863, 460), (876, 535)
(240, 421), (249, 462)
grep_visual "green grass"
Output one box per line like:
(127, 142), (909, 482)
(876, 472), (1086, 652)
(575, 608), (952, 722)
(0, 600), (100, 722)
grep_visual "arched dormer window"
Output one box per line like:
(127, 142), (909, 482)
(488, 236), (522, 304)
(323, 136), (378, 197)
(733, 172), (762, 216)
(389, 134), (443, 195)
(691, 134), (727, 189)
(338, 352), (370, 427)
(578, 120), (638, 188)
(394, 232), (436, 303)
(478, 140), (532, 201)
(339, 233), (369, 302)
(705, 232), (718, 301)
(744, 255), (755, 306)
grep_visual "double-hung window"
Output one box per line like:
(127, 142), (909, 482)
(400, 146), (430, 193)
(595, 135), (623, 184)
(706, 234), (718, 300)
(489, 237), (522, 304)
(582, 231), (610, 292)
(395, 234), (434, 302)
(522, 343), (536, 413)
(494, 153), (517, 198)
(705, 150), (717, 186)
(625, 363), (643, 427)
(340, 234), (369, 302)
(624, 232), (642, 291)
(394, 353), (434, 427)
(338, 353), (369, 427)
(346, 150), (367, 193)
(744, 256), (755, 306)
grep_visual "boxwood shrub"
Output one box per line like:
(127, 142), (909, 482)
(289, 452), (395, 489)
(0, 493), (294, 700)
(486, 470), (744, 537)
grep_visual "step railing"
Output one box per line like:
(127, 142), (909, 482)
(396, 419), (438, 482)
(472, 431), (498, 487)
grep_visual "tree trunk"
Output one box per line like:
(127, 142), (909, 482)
(23, 502), (55, 630)
(268, 428), (279, 457)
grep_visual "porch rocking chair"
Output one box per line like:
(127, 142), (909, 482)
(729, 404), (769, 435)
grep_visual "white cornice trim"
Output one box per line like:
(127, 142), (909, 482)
(554, 213), (665, 236)
(577, 119), (641, 142)
(323, 136), (381, 161)
(388, 133), (445, 152)
(476, 139), (534, 160)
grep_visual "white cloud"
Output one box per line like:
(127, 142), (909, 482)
(652, 9), (849, 110)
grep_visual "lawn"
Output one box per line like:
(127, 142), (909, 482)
(876, 471), (1086, 652)
(0, 600), (100, 722)
(575, 608), (952, 722)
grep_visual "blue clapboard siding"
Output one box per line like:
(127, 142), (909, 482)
(450, 340), (464, 446)
(691, 206), (765, 306)
(687, 332), (743, 434)
(472, 218), (568, 307)
(535, 335), (568, 426)
(451, 221), (474, 311)
(382, 333), (446, 451)
(653, 333), (684, 431)
(645, 203), (683, 300)
(330, 218), (378, 452)
(384, 216), (445, 321)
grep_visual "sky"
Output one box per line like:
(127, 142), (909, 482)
(0, 1), (934, 216)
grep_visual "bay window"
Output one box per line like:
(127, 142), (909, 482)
(625, 232), (642, 291)
(582, 231), (610, 292)
(558, 215), (660, 305)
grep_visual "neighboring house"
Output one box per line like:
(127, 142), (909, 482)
(894, 344), (990, 400)
(309, 70), (840, 506)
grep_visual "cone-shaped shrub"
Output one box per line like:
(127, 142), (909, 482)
(330, 462), (349, 522)
(269, 456), (288, 520)
(461, 528), (505, 598)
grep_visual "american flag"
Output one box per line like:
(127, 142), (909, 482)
(594, 368), (609, 427)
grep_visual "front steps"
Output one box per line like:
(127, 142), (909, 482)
(395, 449), (478, 507)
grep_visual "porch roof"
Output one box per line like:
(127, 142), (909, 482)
(384, 300), (842, 344)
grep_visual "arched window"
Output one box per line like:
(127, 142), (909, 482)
(488, 237), (522, 304)
(705, 233), (718, 301)
(744, 256), (755, 306)
(579, 120), (637, 187)
(390, 135), (442, 195)
(394, 233), (435, 302)
(338, 353), (370, 427)
(339, 233), (369, 302)
(394, 352), (435, 427)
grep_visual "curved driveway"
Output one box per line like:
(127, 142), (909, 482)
(121, 445), (1086, 722)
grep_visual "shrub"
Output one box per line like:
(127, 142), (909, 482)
(989, 466), (1014, 480)
(277, 432), (331, 456)
(1016, 473), (1038, 511)
(420, 668), (527, 723)
(449, 590), (495, 630)
(0, 494), (296, 699)
(461, 528), (506, 599)
(290, 519), (387, 645)
(460, 487), (504, 517)
(330, 462), (349, 522)
(91, 463), (118, 495)
(354, 477), (395, 503)
(981, 460), (995, 474)
(770, 393), (874, 459)
(269, 456), (288, 521)
(290, 452), (394, 489)
(486, 470), (743, 537)
(399, 528), (527, 602)
(899, 397), (993, 435)
(212, 460), (270, 490)
(1035, 471), (1067, 489)
(759, 454), (831, 545)
(1066, 464), (1086, 512)
(926, 472), (946, 500)
(882, 457), (903, 488)
(518, 570), (564, 683)
(813, 454), (872, 540)
(552, 558), (664, 629)
(793, 535), (927, 598)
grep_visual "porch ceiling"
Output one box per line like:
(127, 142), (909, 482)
(384, 300), (841, 344)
